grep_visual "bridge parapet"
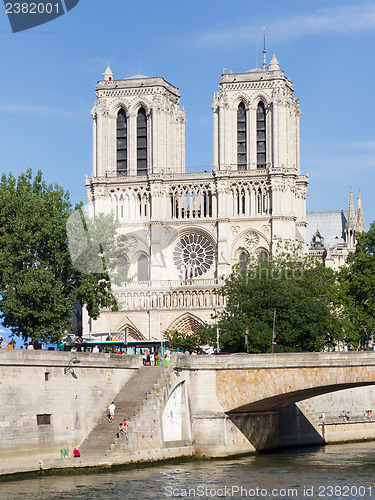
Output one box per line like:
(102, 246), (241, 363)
(174, 352), (375, 371)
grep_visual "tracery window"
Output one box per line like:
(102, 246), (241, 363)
(257, 101), (266, 168)
(173, 234), (214, 279)
(137, 107), (147, 175)
(117, 109), (127, 175)
(237, 102), (247, 170)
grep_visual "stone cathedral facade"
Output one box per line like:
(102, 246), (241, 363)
(83, 55), (363, 340)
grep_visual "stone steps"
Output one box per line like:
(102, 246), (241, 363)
(79, 366), (169, 457)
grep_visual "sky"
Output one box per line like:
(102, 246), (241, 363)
(0, 0), (374, 344)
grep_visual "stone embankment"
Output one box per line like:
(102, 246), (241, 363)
(2, 350), (375, 476)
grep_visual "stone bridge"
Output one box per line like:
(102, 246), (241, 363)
(176, 351), (375, 412)
(173, 352), (375, 455)
(2, 350), (375, 475)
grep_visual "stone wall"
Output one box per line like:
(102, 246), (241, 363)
(2, 351), (375, 476)
(0, 350), (141, 475)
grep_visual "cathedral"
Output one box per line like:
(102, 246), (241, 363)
(82, 54), (364, 341)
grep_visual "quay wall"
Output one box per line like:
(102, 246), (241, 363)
(2, 351), (375, 476)
(0, 350), (142, 475)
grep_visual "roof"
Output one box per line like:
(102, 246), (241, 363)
(306, 210), (348, 248)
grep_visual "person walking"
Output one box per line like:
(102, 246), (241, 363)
(108, 401), (115, 422)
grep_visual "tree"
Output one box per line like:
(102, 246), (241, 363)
(0, 169), (127, 344)
(214, 243), (345, 353)
(164, 327), (217, 353)
(338, 222), (375, 347)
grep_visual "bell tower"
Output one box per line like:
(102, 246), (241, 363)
(91, 65), (186, 178)
(211, 53), (308, 246)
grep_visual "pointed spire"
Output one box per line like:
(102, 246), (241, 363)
(356, 188), (365, 232)
(103, 63), (113, 82)
(348, 185), (355, 225)
(262, 27), (267, 70)
(269, 52), (280, 72)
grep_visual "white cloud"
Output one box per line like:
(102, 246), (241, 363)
(196, 2), (375, 45)
(344, 139), (375, 150)
(0, 102), (85, 121)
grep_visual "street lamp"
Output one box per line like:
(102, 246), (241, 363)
(245, 327), (249, 354)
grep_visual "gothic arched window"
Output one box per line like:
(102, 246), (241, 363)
(258, 250), (268, 263)
(237, 102), (247, 170)
(239, 251), (248, 273)
(257, 101), (266, 169)
(137, 254), (149, 281)
(137, 107), (147, 175)
(117, 109), (127, 175)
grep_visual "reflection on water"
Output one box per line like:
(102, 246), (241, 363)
(2, 442), (375, 500)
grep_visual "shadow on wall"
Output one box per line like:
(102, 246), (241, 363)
(227, 405), (324, 451)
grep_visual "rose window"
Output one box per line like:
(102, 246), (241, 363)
(173, 234), (214, 279)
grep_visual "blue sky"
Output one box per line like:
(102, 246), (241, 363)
(0, 0), (374, 342)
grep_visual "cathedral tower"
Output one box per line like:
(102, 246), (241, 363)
(91, 64), (186, 178)
(211, 53), (308, 248)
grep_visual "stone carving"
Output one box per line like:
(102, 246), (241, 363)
(244, 231), (260, 248)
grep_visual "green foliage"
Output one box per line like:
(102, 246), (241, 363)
(215, 242), (345, 353)
(164, 326), (217, 353)
(339, 222), (375, 346)
(0, 169), (128, 344)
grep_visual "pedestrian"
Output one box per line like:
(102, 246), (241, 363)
(150, 351), (155, 366)
(108, 401), (115, 422)
(27, 342), (34, 350)
(73, 448), (81, 458)
(92, 345), (100, 353)
(145, 349), (150, 366)
(117, 422), (124, 438)
(123, 418), (128, 440)
(7, 342), (13, 349)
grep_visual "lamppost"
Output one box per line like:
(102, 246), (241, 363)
(271, 308), (276, 353)
(245, 327), (249, 354)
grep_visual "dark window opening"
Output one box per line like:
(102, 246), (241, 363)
(137, 108), (147, 175)
(37, 414), (51, 425)
(45, 372), (49, 381)
(257, 102), (266, 169)
(117, 109), (127, 176)
(237, 102), (247, 170)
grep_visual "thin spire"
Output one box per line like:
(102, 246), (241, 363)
(262, 26), (267, 70)
(356, 188), (365, 232)
(348, 185), (355, 225)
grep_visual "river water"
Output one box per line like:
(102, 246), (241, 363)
(1, 442), (375, 500)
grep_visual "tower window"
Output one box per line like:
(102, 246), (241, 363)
(137, 107), (147, 175)
(257, 102), (266, 169)
(116, 109), (127, 175)
(237, 102), (247, 170)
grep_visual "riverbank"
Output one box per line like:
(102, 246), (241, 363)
(2, 350), (375, 477)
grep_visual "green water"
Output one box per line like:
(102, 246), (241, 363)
(1, 442), (375, 499)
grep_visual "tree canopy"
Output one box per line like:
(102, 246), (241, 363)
(210, 243), (345, 353)
(338, 222), (375, 347)
(0, 169), (127, 344)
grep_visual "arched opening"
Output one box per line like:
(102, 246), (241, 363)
(237, 102), (247, 170)
(117, 109), (127, 175)
(258, 250), (268, 263)
(137, 254), (149, 281)
(257, 101), (266, 169)
(239, 251), (248, 273)
(137, 107), (147, 175)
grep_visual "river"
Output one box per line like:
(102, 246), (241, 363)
(1, 442), (375, 500)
